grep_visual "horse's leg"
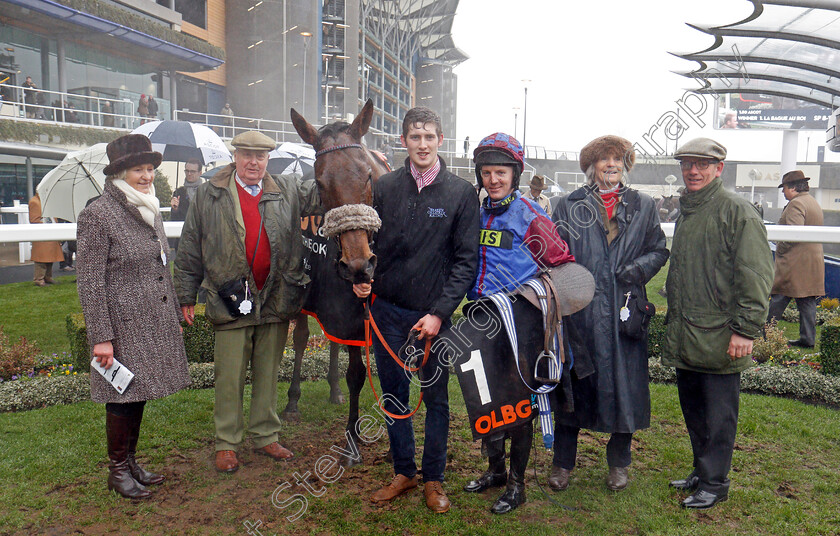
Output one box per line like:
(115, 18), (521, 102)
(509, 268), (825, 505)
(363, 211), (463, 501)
(280, 313), (308, 421)
(327, 342), (345, 404)
(340, 345), (366, 467)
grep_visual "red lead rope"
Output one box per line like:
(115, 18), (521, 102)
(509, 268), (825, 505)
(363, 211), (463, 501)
(364, 301), (431, 419)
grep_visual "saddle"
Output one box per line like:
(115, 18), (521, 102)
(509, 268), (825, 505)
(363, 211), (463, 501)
(515, 262), (595, 368)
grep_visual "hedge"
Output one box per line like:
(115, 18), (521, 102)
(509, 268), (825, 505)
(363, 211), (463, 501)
(67, 304), (214, 373)
(0, 120), (123, 146)
(819, 317), (840, 376)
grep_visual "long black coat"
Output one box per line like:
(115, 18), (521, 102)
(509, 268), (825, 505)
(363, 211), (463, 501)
(551, 185), (668, 433)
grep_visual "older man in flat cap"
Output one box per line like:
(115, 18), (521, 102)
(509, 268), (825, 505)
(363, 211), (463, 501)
(767, 170), (824, 348)
(662, 137), (773, 509)
(175, 131), (321, 473)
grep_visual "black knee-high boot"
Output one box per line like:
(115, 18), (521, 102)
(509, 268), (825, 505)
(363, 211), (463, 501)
(464, 433), (507, 492)
(106, 411), (151, 499)
(127, 405), (165, 486)
(491, 422), (532, 514)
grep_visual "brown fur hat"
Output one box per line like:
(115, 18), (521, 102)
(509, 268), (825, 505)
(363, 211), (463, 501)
(579, 135), (635, 173)
(103, 134), (162, 176)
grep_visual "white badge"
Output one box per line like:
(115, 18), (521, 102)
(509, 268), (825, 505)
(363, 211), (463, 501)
(160, 250), (167, 265)
(619, 291), (631, 322)
(91, 357), (135, 394)
(239, 299), (253, 315)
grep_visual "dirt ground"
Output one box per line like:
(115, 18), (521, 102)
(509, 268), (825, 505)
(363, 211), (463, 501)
(9, 408), (496, 536)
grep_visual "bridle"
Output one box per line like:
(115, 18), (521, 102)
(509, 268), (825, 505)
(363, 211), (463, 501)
(314, 142), (379, 248)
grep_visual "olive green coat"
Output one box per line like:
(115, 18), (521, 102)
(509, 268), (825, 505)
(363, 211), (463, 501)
(173, 164), (320, 330)
(662, 178), (773, 374)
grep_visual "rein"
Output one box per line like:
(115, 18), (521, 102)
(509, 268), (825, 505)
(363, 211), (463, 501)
(363, 300), (431, 420)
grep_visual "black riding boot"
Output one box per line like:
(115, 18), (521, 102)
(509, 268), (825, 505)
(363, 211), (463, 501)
(127, 405), (165, 486)
(464, 433), (507, 492)
(491, 422), (532, 514)
(106, 412), (151, 499)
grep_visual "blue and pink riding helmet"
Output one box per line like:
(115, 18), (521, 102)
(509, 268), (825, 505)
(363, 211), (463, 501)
(473, 132), (525, 190)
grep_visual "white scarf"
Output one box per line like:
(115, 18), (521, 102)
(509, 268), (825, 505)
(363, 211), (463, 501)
(112, 179), (160, 228)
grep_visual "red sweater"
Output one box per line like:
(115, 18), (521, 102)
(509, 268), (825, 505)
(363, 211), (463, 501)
(236, 182), (271, 290)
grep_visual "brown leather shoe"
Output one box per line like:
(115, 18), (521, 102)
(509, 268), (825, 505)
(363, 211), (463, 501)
(424, 481), (450, 513)
(215, 450), (239, 473)
(255, 442), (294, 460)
(370, 474), (418, 503)
(606, 466), (629, 491)
(548, 466), (571, 491)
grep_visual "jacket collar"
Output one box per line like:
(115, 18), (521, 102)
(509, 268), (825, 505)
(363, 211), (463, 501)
(209, 164), (281, 197)
(680, 177), (723, 214)
(401, 156), (449, 187)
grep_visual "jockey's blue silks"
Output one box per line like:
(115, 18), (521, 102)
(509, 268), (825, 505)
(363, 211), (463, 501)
(486, 276), (572, 450)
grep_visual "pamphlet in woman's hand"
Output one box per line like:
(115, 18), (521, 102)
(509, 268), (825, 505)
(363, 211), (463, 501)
(90, 357), (135, 394)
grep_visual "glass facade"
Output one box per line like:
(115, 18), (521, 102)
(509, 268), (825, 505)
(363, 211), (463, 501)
(0, 164), (51, 210)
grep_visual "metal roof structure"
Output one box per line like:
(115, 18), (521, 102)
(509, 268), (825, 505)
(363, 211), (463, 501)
(673, 0), (840, 110)
(0, 0), (224, 71)
(362, 0), (468, 67)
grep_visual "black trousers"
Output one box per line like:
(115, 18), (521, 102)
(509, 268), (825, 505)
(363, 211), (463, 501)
(553, 424), (633, 470)
(675, 369), (740, 496)
(767, 294), (817, 347)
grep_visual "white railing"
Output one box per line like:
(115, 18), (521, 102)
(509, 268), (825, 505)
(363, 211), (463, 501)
(1, 222), (838, 244)
(0, 82), (141, 129)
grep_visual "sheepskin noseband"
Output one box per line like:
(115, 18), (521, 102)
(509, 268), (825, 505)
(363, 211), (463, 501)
(320, 203), (381, 238)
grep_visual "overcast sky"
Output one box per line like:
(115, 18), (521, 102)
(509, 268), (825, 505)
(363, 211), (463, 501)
(451, 0), (838, 164)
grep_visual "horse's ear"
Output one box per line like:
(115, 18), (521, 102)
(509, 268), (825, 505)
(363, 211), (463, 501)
(291, 108), (318, 146)
(349, 99), (374, 141)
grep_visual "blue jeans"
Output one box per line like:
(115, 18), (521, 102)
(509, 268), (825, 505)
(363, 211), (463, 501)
(371, 298), (450, 482)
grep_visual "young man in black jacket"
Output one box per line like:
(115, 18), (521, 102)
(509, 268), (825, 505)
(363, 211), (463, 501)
(354, 107), (479, 513)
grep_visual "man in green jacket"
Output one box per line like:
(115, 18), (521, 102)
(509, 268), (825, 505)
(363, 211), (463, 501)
(174, 131), (320, 473)
(663, 137), (773, 509)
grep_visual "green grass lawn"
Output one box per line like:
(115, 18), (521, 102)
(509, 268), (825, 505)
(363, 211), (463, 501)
(0, 380), (838, 535)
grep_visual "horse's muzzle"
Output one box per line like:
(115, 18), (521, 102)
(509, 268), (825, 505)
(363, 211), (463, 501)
(338, 254), (377, 284)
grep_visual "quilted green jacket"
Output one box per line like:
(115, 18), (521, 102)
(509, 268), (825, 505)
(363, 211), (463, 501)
(174, 164), (320, 330)
(662, 178), (773, 374)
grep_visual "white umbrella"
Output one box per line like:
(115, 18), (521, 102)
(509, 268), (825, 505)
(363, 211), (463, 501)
(267, 142), (315, 177)
(132, 120), (231, 165)
(36, 143), (108, 222)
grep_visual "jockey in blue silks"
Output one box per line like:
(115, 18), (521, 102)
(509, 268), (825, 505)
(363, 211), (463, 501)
(463, 133), (574, 514)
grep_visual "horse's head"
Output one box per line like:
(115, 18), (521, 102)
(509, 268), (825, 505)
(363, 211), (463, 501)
(291, 99), (385, 284)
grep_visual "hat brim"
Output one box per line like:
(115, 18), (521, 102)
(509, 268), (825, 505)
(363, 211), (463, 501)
(674, 152), (721, 161)
(103, 151), (163, 176)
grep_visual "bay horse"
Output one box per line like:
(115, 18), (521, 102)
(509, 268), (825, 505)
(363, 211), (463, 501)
(285, 99), (388, 466)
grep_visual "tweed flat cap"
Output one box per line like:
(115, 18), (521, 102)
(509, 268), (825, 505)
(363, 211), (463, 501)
(231, 131), (276, 151)
(778, 169), (810, 188)
(579, 135), (635, 173)
(674, 137), (727, 161)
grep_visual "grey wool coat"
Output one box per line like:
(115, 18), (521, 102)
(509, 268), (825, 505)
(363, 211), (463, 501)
(76, 182), (190, 403)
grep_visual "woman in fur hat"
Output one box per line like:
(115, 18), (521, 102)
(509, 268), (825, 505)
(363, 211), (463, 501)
(462, 132), (575, 514)
(549, 135), (668, 492)
(76, 134), (190, 499)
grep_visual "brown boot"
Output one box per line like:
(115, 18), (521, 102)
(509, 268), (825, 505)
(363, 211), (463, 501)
(370, 474), (418, 503)
(106, 412), (151, 499)
(606, 466), (629, 491)
(548, 465), (571, 491)
(127, 406), (165, 486)
(424, 481), (450, 513)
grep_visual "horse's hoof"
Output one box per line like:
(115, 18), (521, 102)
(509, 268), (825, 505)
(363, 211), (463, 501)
(329, 391), (345, 404)
(280, 408), (301, 422)
(340, 454), (362, 468)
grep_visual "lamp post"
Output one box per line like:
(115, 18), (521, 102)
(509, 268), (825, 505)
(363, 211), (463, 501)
(513, 106), (520, 139)
(521, 79), (531, 154)
(301, 31), (312, 117)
